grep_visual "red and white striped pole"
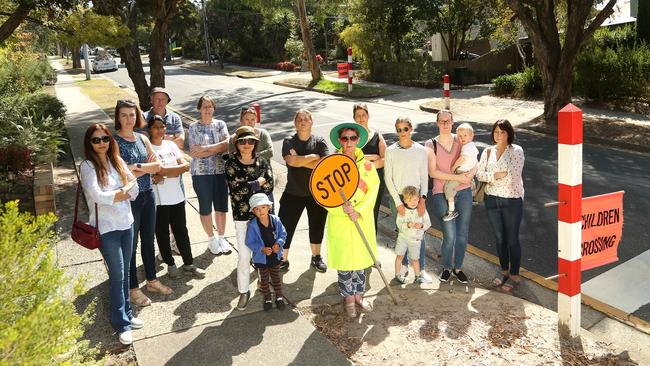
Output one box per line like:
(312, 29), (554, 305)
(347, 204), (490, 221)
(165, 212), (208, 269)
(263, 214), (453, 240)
(251, 103), (260, 129)
(347, 47), (353, 93)
(557, 103), (583, 338)
(443, 74), (450, 110)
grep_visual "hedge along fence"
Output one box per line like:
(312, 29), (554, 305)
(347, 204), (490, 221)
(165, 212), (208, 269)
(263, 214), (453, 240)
(370, 56), (444, 88)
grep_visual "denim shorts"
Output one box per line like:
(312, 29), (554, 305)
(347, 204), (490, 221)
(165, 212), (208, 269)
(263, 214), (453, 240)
(192, 174), (229, 215)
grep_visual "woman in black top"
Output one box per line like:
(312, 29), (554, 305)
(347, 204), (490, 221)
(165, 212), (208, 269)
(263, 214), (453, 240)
(354, 103), (386, 230)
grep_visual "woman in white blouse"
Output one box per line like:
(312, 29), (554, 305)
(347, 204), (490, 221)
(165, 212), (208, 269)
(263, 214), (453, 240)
(476, 119), (525, 292)
(79, 123), (142, 345)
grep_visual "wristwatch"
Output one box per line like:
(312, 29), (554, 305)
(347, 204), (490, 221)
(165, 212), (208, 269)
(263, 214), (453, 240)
(421, 195), (427, 200)
(136, 163), (142, 169)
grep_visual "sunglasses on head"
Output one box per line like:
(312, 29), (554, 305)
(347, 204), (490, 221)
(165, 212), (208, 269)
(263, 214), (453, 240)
(339, 135), (359, 142)
(396, 127), (410, 133)
(237, 139), (256, 145)
(91, 136), (111, 144)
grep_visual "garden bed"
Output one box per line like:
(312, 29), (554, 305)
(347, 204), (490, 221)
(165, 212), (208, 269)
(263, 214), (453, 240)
(0, 171), (34, 214)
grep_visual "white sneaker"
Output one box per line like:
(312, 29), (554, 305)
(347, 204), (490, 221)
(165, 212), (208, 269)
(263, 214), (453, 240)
(420, 270), (433, 284)
(219, 237), (233, 255)
(208, 237), (222, 255)
(119, 330), (133, 345)
(130, 317), (144, 329)
(399, 265), (409, 278)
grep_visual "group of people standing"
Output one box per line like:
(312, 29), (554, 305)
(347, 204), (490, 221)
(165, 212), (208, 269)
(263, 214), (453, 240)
(79, 88), (525, 344)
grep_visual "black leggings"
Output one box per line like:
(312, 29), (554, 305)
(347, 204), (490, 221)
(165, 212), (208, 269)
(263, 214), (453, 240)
(155, 201), (193, 266)
(278, 192), (327, 249)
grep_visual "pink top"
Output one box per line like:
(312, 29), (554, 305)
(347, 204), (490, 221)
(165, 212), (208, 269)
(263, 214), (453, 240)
(425, 136), (470, 194)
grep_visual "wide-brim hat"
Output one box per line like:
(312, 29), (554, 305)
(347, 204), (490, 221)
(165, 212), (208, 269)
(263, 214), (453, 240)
(235, 125), (259, 141)
(150, 87), (171, 102)
(329, 122), (368, 149)
(249, 193), (273, 211)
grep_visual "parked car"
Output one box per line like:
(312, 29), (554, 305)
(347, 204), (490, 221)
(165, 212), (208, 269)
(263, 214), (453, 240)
(458, 51), (480, 60)
(91, 53), (118, 73)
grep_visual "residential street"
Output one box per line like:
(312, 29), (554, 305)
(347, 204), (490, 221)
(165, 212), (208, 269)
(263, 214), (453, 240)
(102, 62), (650, 322)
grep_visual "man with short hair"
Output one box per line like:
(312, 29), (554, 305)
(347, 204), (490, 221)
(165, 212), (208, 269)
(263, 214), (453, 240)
(144, 87), (184, 149)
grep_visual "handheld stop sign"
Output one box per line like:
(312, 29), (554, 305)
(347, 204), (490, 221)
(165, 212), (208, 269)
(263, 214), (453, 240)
(309, 154), (359, 208)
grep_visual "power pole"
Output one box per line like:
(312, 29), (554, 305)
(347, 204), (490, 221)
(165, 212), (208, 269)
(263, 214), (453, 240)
(201, 0), (212, 66)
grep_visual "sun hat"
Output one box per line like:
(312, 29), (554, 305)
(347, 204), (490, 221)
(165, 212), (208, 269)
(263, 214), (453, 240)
(249, 193), (273, 211)
(329, 122), (368, 149)
(235, 125), (259, 141)
(150, 87), (171, 103)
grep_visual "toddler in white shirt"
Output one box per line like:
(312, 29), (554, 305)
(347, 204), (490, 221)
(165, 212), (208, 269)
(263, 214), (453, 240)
(443, 123), (479, 221)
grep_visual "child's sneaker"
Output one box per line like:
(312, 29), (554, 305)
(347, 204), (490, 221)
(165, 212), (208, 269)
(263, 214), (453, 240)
(263, 300), (273, 311)
(399, 265), (409, 278)
(275, 297), (286, 310)
(414, 275), (426, 284)
(394, 275), (408, 284)
(442, 210), (459, 221)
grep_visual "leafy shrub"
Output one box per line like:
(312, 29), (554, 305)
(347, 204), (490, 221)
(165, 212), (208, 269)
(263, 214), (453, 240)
(277, 61), (298, 71)
(0, 201), (97, 364)
(370, 54), (443, 88)
(172, 47), (183, 57)
(284, 37), (304, 65)
(574, 25), (650, 101)
(0, 49), (52, 97)
(493, 73), (519, 95)
(0, 144), (31, 174)
(491, 67), (542, 97)
(2, 91), (66, 122)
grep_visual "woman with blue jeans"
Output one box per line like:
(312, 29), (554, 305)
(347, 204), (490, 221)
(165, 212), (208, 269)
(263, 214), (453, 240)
(425, 110), (475, 283)
(80, 123), (141, 345)
(114, 100), (168, 307)
(476, 119), (525, 292)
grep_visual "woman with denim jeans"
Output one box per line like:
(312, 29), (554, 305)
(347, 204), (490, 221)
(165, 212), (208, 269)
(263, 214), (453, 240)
(476, 119), (524, 292)
(79, 123), (142, 345)
(425, 110), (476, 284)
(114, 99), (168, 306)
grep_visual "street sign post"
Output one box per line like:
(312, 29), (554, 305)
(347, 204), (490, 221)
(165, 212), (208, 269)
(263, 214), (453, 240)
(310, 154), (398, 304)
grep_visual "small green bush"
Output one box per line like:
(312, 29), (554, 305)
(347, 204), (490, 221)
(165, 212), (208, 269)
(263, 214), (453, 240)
(0, 201), (97, 364)
(492, 73), (519, 95)
(0, 50), (52, 97)
(284, 37), (304, 65)
(171, 47), (183, 57)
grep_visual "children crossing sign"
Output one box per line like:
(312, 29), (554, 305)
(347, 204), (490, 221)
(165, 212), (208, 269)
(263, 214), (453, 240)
(309, 154), (359, 208)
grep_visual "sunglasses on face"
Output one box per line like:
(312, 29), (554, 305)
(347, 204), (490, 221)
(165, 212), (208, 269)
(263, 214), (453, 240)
(438, 120), (453, 126)
(396, 127), (410, 133)
(237, 139), (256, 145)
(91, 136), (111, 144)
(339, 135), (359, 142)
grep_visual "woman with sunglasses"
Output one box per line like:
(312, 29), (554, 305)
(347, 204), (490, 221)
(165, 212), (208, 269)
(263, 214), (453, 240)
(114, 100), (168, 307)
(188, 95), (233, 256)
(384, 116), (432, 283)
(325, 123), (380, 317)
(79, 123), (142, 345)
(353, 103), (386, 230)
(225, 126), (274, 310)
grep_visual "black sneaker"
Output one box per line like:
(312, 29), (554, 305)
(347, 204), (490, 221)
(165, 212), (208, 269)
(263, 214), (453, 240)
(263, 300), (273, 311)
(311, 255), (327, 272)
(279, 260), (290, 272)
(439, 269), (451, 283)
(275, 297), (286, 310)
(453, 269), (469, 284)
(236, 291), (250, 310)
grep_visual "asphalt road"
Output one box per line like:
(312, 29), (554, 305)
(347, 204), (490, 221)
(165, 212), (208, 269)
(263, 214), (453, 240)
(101, 63), (650, 320)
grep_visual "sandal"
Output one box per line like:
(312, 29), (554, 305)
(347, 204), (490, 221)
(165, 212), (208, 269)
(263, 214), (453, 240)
(145, 280), (173, 295)
(357, 299), (373, 313)
(501, 277), (521, 292)
(130, 288), (152, 307)
(493, 270), (509, 287)
(344, 301), (357, 318)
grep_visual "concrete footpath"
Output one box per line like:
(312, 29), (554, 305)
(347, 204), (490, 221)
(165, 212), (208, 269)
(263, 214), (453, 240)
(52, 64), (650, 365)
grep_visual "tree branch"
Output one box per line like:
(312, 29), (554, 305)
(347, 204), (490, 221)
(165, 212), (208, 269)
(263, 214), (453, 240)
(0, 3), (33, 43)
(0, 11), (74, 35)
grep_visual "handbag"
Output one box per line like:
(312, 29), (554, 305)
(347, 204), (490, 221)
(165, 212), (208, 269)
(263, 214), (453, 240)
(472, 148), (492, 203)
(71, 181), (101, 250)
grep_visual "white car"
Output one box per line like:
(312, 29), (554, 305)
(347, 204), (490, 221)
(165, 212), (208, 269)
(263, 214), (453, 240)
(91, 55), (118, 73)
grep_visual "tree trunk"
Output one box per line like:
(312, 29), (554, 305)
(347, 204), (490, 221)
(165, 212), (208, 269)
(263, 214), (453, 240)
(71, 47), (81, 69)
(296, 0), (321, 82)
(0, 3), (32, 44)
(149, 0), (180, 89)
(120, 43), (151, 110)
(540, 59), (573, 126)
